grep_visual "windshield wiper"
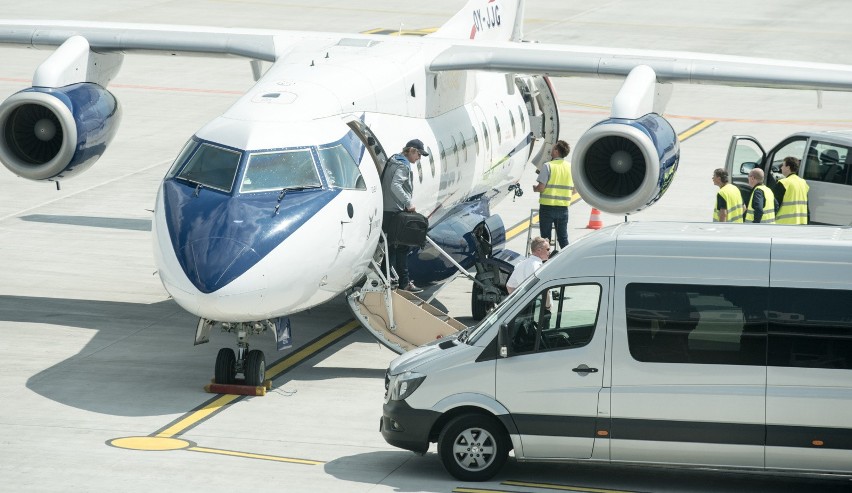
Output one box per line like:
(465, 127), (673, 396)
(456, 327), (470, 343)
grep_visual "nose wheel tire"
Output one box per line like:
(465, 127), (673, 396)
(244, 349), (266, 387)
(214, 348), (237, 384)
(438, 414), (509, 482)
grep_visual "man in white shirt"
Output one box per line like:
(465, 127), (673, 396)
(506, 236), (551, 294)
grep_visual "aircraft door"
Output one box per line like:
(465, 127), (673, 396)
(725, 136), (766, 204)
(346, 119), (390, 176)
(339, 119), (389, 280)
(496, 278), (610, 460)
(524, 75), (559, 169)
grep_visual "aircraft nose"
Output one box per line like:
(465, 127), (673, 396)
(179, 237), (261, 293)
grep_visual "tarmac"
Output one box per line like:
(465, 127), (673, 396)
(2, 1), (852, 492)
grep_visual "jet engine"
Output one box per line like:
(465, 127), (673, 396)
(0, 82), (121, 181)
(571, 113), (679, 215)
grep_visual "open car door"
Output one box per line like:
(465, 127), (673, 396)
(724, 135), (766, 205)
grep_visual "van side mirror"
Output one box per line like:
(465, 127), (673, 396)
(498, 323), (509, 358)
(739, 161), (758, 174)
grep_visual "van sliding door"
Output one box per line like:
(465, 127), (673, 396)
(765, 241), (852, 473)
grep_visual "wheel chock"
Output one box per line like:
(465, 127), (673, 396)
(204, 382), (267, 396)
(204, 379), (272, 396)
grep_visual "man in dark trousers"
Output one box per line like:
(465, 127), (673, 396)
(382, 139), (428, 293)
(745, 168), (777, 223)
(533, 140), (572, 248)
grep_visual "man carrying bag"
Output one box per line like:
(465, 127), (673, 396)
(382, 139), (430, 293)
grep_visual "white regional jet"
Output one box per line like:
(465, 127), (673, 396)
(2, 0), (852, 385)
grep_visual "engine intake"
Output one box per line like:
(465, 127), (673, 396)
(572, 113), (679, 214)
(0, 83), (121, 181)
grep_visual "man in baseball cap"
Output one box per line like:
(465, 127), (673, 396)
(381, 138), (429, 293)
(404, 139), (429, 156)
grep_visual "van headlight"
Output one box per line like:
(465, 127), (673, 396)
(389, 371), (426, 401)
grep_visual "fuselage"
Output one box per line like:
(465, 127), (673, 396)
(152, 34), (535, 322)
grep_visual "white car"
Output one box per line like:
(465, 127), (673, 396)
(725, 131), (852, 225)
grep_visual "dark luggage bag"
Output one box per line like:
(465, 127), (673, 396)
(387, 211), (429, 247)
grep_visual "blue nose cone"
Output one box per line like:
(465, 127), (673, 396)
(179, 237), (261, 293)
(161, 178), (340, 295)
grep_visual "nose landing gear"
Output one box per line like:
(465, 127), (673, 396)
(209, 321), (270, 387)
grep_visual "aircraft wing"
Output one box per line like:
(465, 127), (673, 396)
(0, 20), (351, 62)
(3, 20), (852, 92)
(428, 41), (852, 92)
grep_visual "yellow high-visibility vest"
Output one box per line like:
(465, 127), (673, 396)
(745, 185), (776, 223)
(776, 174), (809, 225)
(713, 183), (744, 223)
(539, 159), (574, 207)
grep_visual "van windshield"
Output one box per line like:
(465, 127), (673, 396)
(466, 275), (540, 344)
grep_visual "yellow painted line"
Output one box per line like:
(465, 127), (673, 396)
(504, 192), (582, 241)
(188, 446), (323, 465)
(266, 320), (360, 378)
(152, 320), (360, 438)
(454, 488), (522, 493)
(156, 394), (241, 438)
(503, 480), (641, 493)
(678, 119), (716, 141)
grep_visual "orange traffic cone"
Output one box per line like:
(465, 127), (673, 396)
(586, 208), (603, 230)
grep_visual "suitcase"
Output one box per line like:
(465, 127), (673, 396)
(387, 211), (429, 247)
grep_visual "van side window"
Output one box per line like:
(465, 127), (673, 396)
(768, 288), (852, 370)
(803, 141), (850, 185)
(625, 283), (767, 366)
(508, 284), (601, 355)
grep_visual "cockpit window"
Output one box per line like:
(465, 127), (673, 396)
(318, 145), (366, 190)
(166, 140), (197, 179)
(241, 149), (321, 193)
(176, 143), (241, 192)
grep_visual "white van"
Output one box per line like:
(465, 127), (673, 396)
(380, 222), (852, 481)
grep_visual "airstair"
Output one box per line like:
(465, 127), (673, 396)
(347, 234), (473, 354)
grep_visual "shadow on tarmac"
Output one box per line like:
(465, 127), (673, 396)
(325, 449), (852, 493)
(2, 294), (360, 416)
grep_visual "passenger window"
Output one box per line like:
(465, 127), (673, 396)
(768, 288), (852, 370)
(803, 141), (850, 185)
(317, 145), (365, 190)
(494, 117), (502, 144)
(507, 284), (601, 355)
(626, 283), (767, 366)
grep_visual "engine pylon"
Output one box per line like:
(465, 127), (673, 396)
(586, 208), (604, 230)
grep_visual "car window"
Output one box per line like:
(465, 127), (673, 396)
(803, 141), (850, 185)
(507, 283), (601, 355)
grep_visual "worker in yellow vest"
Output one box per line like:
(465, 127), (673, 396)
(745, 168), (777, 223)
(533, 140), (573, 248)
(773, 156), (809, 224)
(712, 168), (744, 223)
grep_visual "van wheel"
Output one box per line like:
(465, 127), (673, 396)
(438, 414), (508, 481)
